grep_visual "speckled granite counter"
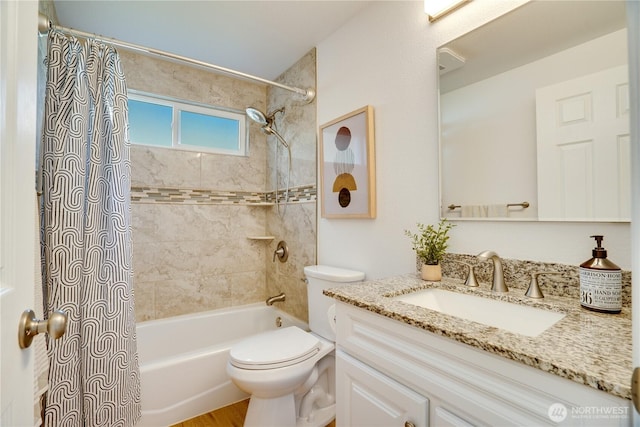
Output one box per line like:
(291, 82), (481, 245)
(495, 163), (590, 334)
(324, 274), (632, 400)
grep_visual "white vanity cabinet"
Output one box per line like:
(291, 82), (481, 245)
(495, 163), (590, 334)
(337, 350), (429, 427)
(334, 302), (630, 427)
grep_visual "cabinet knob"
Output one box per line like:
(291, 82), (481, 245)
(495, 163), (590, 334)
(404, 422), (415, 427)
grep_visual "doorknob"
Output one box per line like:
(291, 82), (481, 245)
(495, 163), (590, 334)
(18, 309), (67, 349)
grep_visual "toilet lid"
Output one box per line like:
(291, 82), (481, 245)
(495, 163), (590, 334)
(230, 326), (320, 370)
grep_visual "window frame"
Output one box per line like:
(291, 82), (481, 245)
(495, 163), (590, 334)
(128, 90), (248, 156)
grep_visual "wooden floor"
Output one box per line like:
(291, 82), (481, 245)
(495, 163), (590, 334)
(170, 400), (249, 427)
(171, 399), (336, 427)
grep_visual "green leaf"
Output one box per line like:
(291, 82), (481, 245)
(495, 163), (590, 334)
(404, 219), (455, 265)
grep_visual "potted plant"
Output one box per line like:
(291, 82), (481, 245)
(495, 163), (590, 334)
(405, 219), (454, 281)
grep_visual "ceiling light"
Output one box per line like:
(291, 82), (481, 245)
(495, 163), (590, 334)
(425, 0), (470, 22)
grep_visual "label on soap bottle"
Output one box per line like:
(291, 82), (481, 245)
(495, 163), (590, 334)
(579, 267), (622, 312)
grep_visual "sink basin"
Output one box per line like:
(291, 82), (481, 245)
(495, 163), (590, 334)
(393, 288), (565, 337)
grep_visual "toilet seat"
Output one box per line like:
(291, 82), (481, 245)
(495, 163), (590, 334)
(230, 326), (320, 370)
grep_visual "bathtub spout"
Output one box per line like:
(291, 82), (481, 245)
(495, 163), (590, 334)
(266, 293), (286, 306)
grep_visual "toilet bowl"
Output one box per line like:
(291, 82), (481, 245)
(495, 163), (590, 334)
(226, 327), (335, 427)
(226, 265), (365, 427)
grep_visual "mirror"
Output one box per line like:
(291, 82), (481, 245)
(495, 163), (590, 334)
(438, 1), (629, 222)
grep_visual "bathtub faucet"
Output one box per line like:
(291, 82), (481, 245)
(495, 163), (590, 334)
(266, 293), (286, 306)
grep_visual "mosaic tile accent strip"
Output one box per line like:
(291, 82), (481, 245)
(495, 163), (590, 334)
(131, 184), (316, 205)
(266, 184), (317, 204)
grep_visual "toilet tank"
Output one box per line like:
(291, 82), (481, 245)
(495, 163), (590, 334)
(304, 265), (365, 341)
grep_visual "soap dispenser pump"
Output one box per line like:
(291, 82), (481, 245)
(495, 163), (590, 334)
(579, 235), (621, 313)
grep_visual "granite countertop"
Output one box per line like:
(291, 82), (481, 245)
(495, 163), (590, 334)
(324, 274), (632, 400)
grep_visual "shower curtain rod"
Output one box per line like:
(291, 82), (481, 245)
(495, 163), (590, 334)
(37, 13), (316, 103)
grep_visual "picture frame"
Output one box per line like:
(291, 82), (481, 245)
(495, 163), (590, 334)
(319, 105), (376, 219)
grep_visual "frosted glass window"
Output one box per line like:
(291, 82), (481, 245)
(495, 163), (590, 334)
(128, 91), (246, 156)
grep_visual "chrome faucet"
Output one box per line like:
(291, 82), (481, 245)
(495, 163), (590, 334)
(477, 250), (508, 293)
(266, 292), (286, 306)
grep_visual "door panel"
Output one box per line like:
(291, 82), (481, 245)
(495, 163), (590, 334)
(0, 1), (39, 425)
(536, 65), (630, 220)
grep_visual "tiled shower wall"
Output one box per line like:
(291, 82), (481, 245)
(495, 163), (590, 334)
(266, 50), (318, 322)
(121, 49), (317, 322)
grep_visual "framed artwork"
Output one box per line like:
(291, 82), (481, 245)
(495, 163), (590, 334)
(319, 105), (376, 219)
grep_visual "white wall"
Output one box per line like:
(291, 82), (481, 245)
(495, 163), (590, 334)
(317, 0), (632, 278)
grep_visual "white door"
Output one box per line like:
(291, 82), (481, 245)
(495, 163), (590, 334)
(0, 1), (39, 426)
(536, 65), (630, 221)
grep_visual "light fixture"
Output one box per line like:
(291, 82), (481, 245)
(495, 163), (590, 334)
(425, 0), (470, 22)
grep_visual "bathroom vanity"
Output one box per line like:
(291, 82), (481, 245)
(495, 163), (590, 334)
(325, 276), (631, 426)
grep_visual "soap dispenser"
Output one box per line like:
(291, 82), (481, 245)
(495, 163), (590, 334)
(579, 235), (621, 313)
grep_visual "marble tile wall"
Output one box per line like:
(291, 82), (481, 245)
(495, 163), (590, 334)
(120, 50), (274, 321)
(132, 203), (269, 320)
(265, 49), (318, 322)
(122, 48), (318, 322)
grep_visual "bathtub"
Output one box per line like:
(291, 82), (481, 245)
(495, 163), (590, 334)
(136, 303), (308, 427)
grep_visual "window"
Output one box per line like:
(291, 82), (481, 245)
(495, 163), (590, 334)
(128, 91), (247, 156)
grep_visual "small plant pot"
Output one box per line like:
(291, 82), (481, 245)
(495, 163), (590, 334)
(421, 263), (442, 281)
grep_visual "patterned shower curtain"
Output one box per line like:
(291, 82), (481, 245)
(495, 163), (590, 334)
(40, 30), (141, 426)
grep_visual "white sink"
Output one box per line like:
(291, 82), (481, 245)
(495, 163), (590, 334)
(393, 288), (565, 337)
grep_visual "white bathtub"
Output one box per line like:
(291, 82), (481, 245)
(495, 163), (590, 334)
(136, 303), (307, 427)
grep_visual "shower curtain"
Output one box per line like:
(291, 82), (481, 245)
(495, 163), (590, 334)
(40, 30), (141, 426)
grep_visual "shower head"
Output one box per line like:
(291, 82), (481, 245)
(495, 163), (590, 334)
(245, 107), (289, 148)
(245, 107), (292, 213)
(246, 107), (269, 126)
(245, 107), (285, 126)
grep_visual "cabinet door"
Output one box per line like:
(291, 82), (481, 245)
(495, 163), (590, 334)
(336, 350), (428, 427)
(432, 406), (476, 427)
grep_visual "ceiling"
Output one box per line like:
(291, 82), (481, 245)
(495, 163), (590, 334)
(52, 1), (372, 81)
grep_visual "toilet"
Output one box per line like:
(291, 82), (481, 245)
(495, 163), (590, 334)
(226, 265), (365, 427)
